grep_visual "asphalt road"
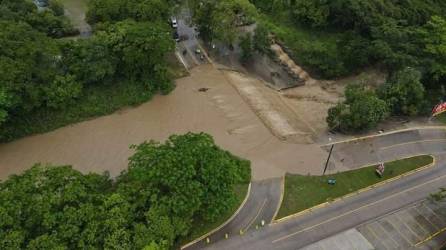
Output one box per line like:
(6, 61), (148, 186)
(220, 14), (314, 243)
(184, 178), (282, 250)
(192, 128), (446, 250)
(175, 6), (208, 69)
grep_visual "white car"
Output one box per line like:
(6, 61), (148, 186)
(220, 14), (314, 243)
(171, 17), (178, 28)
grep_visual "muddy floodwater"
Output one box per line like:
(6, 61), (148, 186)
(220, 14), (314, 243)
(0, 65), (327, 181)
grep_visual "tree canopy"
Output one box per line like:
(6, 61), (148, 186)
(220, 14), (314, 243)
(327, 84), (389, 132)
(86, 0), (175, 25)
(0, 0), (76, 37)
(0, 0), (176, 141)
(378, 68), (426, 116)
(249, 0), (446, 81)
(0, 133), (251, 249)
(191, 0), (258, 44)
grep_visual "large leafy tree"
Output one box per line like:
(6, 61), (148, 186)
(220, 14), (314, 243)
(419, 16), (446, 83)
(378, 68), (426, 116)
(97, 20), (175, 93)
(292, 0), (330, 28)
(0, 165), (112, 249)
(0, 133), (251, 249)
(192, 0), (258, 44)
(120, 133), (250, 227)
(0, 0), (75, 38)
(87, 0), (174, 24)
(327, 84), (389, 132)
(60, 38), (118, 85)
(249, 0), (446, 79)
(0, 21), (59, 112)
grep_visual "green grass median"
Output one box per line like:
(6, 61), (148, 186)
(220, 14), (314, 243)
(277, 155), (434, 219)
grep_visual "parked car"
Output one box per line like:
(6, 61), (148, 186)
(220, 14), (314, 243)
(34, 0), (48, 7)
(173, 31), (180, 42)
(171, 17), (178, 29)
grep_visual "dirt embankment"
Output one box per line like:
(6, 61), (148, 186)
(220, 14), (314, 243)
(270, 44), (316, 85)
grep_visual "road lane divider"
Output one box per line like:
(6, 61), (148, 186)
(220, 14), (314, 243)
(272, 155), (436, 224)
(243, 198), (267, 232)
(415, 226), (446, 247)
(270, 175), (285, 223)
(180, 182), (252, 249)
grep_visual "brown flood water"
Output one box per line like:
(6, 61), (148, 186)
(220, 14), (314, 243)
(0, 65), (326, 181)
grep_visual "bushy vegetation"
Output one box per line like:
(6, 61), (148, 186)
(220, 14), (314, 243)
(0, 0), (177, 141)
(245, 0), (446, 132)
(190, 0), (258, 44)
(0, 0), (76, 37)
(86, 0), (174, 25)
(328, 67), (428, 132)
(327, 84), (389, 132)
(0, 133), (251, 249)
(250, 0), (446, 81)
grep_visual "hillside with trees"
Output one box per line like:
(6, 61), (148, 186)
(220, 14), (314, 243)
(190, 0), (446, 132)
(0, 133), (251, 249)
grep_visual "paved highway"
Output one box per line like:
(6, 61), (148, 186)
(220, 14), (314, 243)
(186, 127), (446, 249)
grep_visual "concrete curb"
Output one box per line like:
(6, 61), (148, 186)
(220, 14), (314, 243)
(270, 175), (285, 223)
(180, 182), (252, 250)
(324, 126), (446, 147)
(415, 226), (446, 247)
(272, 155), (436, 224)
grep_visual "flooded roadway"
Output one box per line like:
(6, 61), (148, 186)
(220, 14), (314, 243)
(0, 65), (326, 181)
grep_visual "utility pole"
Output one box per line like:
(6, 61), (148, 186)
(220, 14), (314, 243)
(323, 144), (334, 175)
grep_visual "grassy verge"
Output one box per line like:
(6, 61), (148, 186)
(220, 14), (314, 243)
(277, 155), (434, 219)
(178, 183), (249, 246)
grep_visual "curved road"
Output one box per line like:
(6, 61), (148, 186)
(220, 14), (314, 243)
(186, 127), (446, 250)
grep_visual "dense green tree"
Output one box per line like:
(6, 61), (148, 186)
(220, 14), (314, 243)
(44, 74), (83, 109)
(0, 21), (59, 112)
(1, 0), (75, 38)
(0, 165), (112, 249)
(292, 0), (329, 27)
(0, 133), (251, 249)
(97, 20), (175, 93)
(87, 0), (174, 25)
(378, 68), (425, 116)
(327, 84), (388, 132)
(60, 39), (118, 85)
(419, 16), (446, 83)
(192, 0), (258, 44)
(249, 0), (446, 80)
(49, 0), (65, 17)
(121, 133), (250, 223)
